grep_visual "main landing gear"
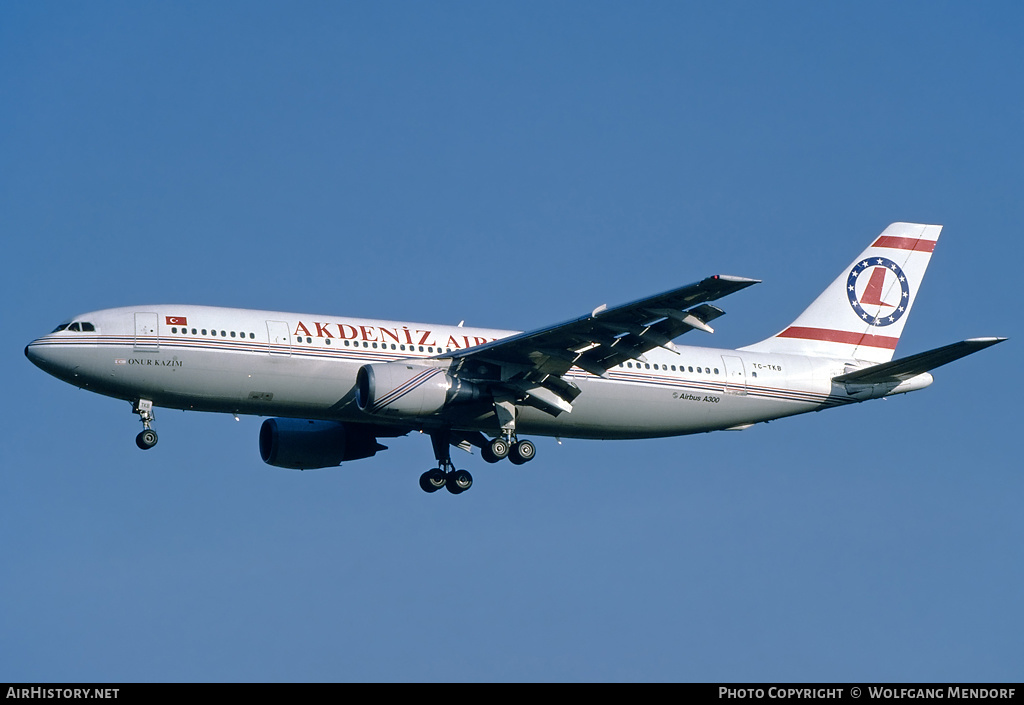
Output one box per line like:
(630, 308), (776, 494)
(419, 464), (474, 495)
(418, 429), (537, 495)
(480, 435), (536, 465)
(419, 430), (473, 495)
(133, 399), (158, 450)
(481, 398), (537, 465)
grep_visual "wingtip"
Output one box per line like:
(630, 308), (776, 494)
(712, 275), (761, 285)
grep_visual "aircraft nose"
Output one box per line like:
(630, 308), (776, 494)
(25, 339), (54, 372)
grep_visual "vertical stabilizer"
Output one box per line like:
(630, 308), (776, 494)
(739, 223), (941, 363)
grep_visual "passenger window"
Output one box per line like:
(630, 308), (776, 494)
(249, 333), (255, 339)
(202, 329), (208, 335)
(171, 327), (177, 334)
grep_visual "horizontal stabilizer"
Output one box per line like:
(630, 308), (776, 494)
(833, 337), (1006, 384)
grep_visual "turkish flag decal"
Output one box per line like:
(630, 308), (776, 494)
(166, 316), (188, 326)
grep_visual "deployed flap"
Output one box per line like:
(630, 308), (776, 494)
(833, 337), (1006, 384)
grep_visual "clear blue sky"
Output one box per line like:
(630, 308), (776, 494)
(2, 1), (1021, 682)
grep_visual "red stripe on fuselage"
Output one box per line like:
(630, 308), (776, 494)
(871, 236), (936, 253)
(777, 326), (900, 350)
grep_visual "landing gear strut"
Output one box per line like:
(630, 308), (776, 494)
(486, 398), (536, 465)
(133, 399), (158, 450)
(419, 429), (474, 495)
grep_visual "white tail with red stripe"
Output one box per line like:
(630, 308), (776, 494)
(739, 222), (941, 363)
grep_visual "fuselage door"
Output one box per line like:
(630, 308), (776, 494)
(267, 320), (291, 356)
(721, 355), (747, 396)
(134, 312), (160, 352)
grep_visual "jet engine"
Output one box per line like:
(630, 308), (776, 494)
(356, 363), (482, 417)
(259, 418), (386, 470)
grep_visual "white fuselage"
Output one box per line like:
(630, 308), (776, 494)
(25, 304), (891, 440)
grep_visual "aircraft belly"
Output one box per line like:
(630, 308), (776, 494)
(514, 376), (806, 440)
(242, 354), (361, 415)
(69, 345), (241, 409)
(65, 343), (363, 416)
(172, 350), (362, 415)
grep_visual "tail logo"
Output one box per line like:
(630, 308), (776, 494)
(847, 258), (911, 327)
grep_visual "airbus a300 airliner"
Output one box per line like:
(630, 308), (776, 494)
(26, 223), (1004, 494)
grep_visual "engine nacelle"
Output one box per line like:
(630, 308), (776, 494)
(259, 418), (386, 470)
(356, 363), (482, 417)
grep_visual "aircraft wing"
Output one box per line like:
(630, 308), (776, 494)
(444, 275), (760, 415)
(833, 337), (1007, 384)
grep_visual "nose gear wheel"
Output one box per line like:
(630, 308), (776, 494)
(132, 399), (158, 450)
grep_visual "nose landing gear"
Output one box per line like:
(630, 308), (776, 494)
(133, 399), (158, 450)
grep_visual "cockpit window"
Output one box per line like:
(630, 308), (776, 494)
(55, 321), (97, 333)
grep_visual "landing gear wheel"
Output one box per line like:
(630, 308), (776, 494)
(508, 439), (536, 465)
(481, 445), (501, 464)
(488, 437), (510, 460)
(445, 469), (472, 494)
(419, 469), (447, 493)
(135, 429), (158, 450)
(132, 399), (157, 451)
